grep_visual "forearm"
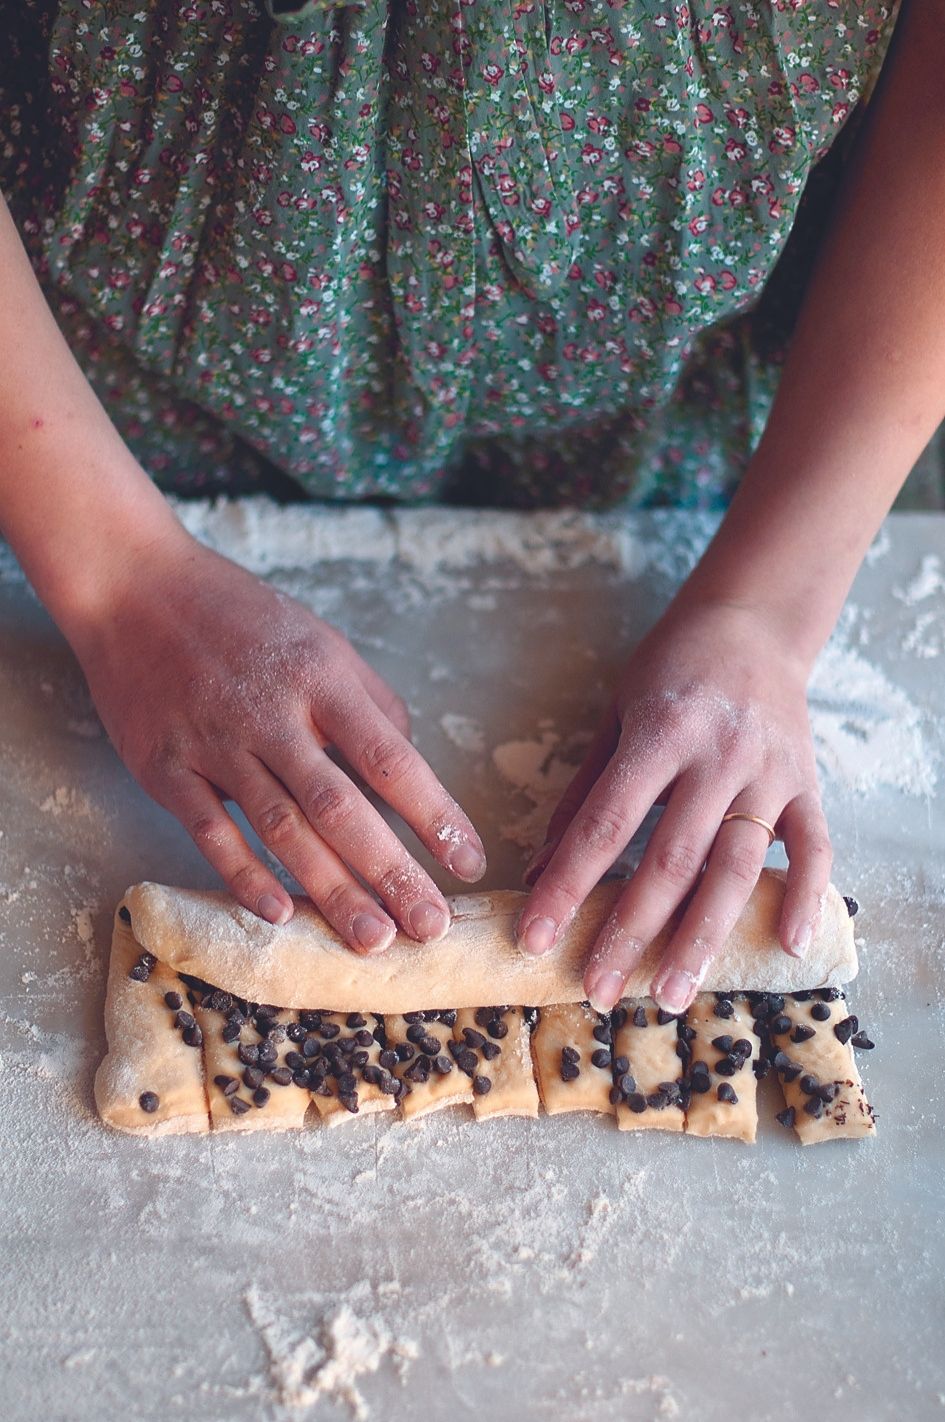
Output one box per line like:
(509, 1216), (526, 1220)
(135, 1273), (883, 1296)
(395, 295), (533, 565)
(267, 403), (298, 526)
(674, 0), (945, 665)
(0, 189), (186, 641)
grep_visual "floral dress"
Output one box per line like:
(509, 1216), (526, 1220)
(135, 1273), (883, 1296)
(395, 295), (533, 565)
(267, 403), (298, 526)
(1, 0), (898, 509)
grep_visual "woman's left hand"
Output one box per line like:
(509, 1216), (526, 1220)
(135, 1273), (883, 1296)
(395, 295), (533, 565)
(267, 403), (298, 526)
(514, 598), (831, 1015)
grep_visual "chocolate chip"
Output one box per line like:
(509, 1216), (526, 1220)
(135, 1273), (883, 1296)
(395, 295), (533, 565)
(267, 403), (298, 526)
(183, 1025), (202, 1048)
(346, 1012), (366, 1028)
(833, 1017), (856, 1046)
(139, 1091), (159, 1113)
(678, 1023), (696, 1044)
(592, 1024), (610, 1044)
(379, 1072), (399, 1095)
(462, 1028), (487, 1050)
(229, 1096), (252, 1115)
(803, 1096), (824, 1118)
(292, 1070), (311, 1088)
(405, 1024), (427, 1045)
(487, 1019), (508, 1040)
(257, 1041), (278, 1066)
(238, 1043), (259, 1067)
(632, 1006), (648, 1028)
(688, 1073), (711, 1095)
(717, 1083), (738, 1104)
(319, 1022), (341, 1040)
(656, 1009), (677, 1026)
(118, 905), (132, 924)
(816, 1082), (839, 1103)
(711, 1035), (734, 1053)
(270, 1066), (293, 1086)
(214, 1075), (239, 1097)
(301, 1036), (321, 1059)
(790, 1025), (816, 1043)
(243, 1066), (264, 1090)
(612, 1054), (629, 1075)
(715, 1057), (737, 1077)
(811, 1002), (831, 1022)
(419, 1035), (443, 1057)
(560, 1061), (580, 1082)
(336, 1071), (357, 1094)
(340, 1094), (359, 1114)
(253, 1087), (271, 1107)
(561, 1046), (580, 1066)
(351, 1049), (369, 1068)
(776, 1106), (796, 1128)
(731, 1038), (752, 1058)
(480, 1041), (501, 1062)
(690, 1060), (710, 1080)
(617, 1072), (636, 1096)
(753, 1057), (770, 1080)
(284, 1051), (304, 1072)
(164, 991), (183, 1010)
(627, 1092), (647, 1113)
(396, 1042), (415, 1062)
(843, 895), (859, 918)
(355, 1030), (374, 1048)
(820, 987), (842, 1002)
(781, 1063), (803, 1084)
(299, 1010), (322, 1031)
(433, 1054), (453, 1075)
(209, 990), (232, 1013)
(474, 1007), (494, 1028)
(175, 1009), (196, 1031)
(645, 1091), (667, 1110)
(473, 1075), (492, 1096)
(591, 1049), (611, 1070)
(128, 964), (150, 983)
(455, 1048), (479, 1076)
(609, 1085), (624, 1105)
(768, 995), (785, 1014)
(851, 1031), (875, 1050)
(378, 1049), (398, 1070)
(286, 1021), (306, 1042)
(221, 1020), (242, 1044)
(437, 1010), (457, 1027)
(713, 998), (734, 1020)
(770, 1015), (791, 1036)
(611, 1006), (628, 1030)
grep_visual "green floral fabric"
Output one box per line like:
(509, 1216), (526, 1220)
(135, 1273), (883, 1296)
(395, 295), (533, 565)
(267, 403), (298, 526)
(1, 0), (898, 508)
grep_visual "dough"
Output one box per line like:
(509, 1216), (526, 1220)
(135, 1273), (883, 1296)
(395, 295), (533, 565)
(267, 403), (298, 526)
(611, 1001), (685, 1133)
(94, 883), (876, 1146)
(118, 869), (857, 1014)
(682, 996), (761, 1144)
(454, 1007), (540, 1120)
(385, 1013), (474, 1121)
(530, 1002), (616, 1117)
(766, 991), (877, 1144)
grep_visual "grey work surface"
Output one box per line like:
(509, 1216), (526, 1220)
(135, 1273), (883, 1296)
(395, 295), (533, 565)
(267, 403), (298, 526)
(1, 505), (943, 1422)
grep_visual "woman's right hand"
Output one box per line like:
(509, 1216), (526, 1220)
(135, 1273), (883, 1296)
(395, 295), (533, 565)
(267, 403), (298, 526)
(69, 526), (487, 952)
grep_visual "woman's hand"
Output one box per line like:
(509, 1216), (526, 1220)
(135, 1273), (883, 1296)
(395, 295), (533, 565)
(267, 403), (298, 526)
(515, 599), (830, 1015)
(71, 530), (487, 950)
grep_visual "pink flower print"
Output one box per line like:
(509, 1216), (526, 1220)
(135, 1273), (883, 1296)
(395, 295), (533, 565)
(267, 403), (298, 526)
(424, 200), (446, 221)
(719, 270), (737, 291)
(635, 97), (651, 112)
(561, 112), (576, 131)
(664, 296), (683, 315)
(250, 348), (272, 365)
(307, 120), (330, 143)
(695, 103), (714, 124)
(280, 262), (298, 282)
(663, 136), (682, 154)
(829, 68), (851, 89)
(797, 72), (819, 93)
(165, 74), (183, 93)
(711, 185), (726, 206)
(279, 114), (297, 136)
(593, 268), (615, 289)
(253, 208), (273, 228)
(728, 186), (746, 208)
(565, 35), (587, 55)
(588, 114), (611, 134)
(403, 148), (423, 171)
(481, 63), (504, 85)
(688, 213), (709, 235)
(301, 151), (321, 173)
(531, 196), (553, 218)
(725, 137), (746, 161)
(421, 50), (440, 73)
(687, 169), (706, 191)
(768, 124), (795, 153)
(694, 272), (716, 294)
(582, 143), (604, 165)
(832, 101), (851, 123)
(725, 105), (749, 128)
(587, 298), (607, 321)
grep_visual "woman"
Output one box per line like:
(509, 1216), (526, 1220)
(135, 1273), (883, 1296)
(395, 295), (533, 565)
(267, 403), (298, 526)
(0, 0), (939, 1014)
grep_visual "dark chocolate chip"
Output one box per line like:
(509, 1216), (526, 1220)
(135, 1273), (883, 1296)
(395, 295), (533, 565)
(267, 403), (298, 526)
(139, 1091), (159, 1113)
(487, 1019), (508, 1040)
(611, 1006), (628, 1031)
(257, 1041), (278, 1066)
(717, 1083), (738, 1104)
(406, 1023), (428, 1045)
(355, 1030), (375, 1048)
(292, 1070), (311, 1088)
(229, 1096), (252, 1115)
(833, 1017), (856, 1046)
(713, 998), (734, 1020)
(591, 1049), (611, 1070)
(609, 1085), (624, 1105)
(632, 1006), (648, 1028)
(118, 905), (132, 924)
(462, 1028), (487, 1050)
(618, 1072), (637, 1096)
(214, 1075), (239, 1097)
(711, 1035), (734, 1053)
(183, 1025), (203, 1048)
(319, 1022), (341, 1040)
(770, 1015), (791, 1036)
(396, 1042), (415, 1062)
(790, 1025), (816, 1043)
(243, 1066), (264, 1090)
(472, 1075), (492, 1096)
(612, 1055), (629, 1075)
(175, 1009), (196, 1031)
(253, 1087), (271, 1107)
(378, 1049), (398, 1071)
(561, 1046), (580, 1066)
(164, 991), (183, 1011)
(269, 1066), (293, 1086)
(128, 964), (150, 983)
(437, 1010), (457, 1027)
(346, 1012), (367, 1029)
(286, 1022), (306, 1042)
(775, 1106), (796, 1128)
(221, 1020), (242, 1044)
(656, 1009), (677, 1026)
(811, 1002), (831, 1022)
(715, 1057), (737, 1077)
(480, 1041), (501, 1062)
(799, 1073), (820, 1095)
(238, 1043), (259, 1066)
(645, 1091), (668, 1110)
(560, 1061), (580, 1082)
(803, 1096), (824, 1118)
(851, 1032), (875, 1050)
(627, 1092), (647, 1113)
(816, 1082), (840, 1103)
(433, 1054), (453, 1075)
(340, 1094), (359, 1114)
(843, 895), (859, 918)
(592, 1024), (610, 1044)
(209, 990), (233, 1013)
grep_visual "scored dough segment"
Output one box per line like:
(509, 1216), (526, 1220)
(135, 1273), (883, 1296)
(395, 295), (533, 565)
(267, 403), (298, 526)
(766, 992), (876, 1144)
(611, 1001), (686, 1132)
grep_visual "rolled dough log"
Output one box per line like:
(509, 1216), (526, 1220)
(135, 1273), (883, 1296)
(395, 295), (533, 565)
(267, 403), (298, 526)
(683, 996), (761, 1144)
(118, 869), (857, 1014)
(768, 992), (877, 1144)
(531, 1003), (616, 1116)
(612, 1001), (685, 1133)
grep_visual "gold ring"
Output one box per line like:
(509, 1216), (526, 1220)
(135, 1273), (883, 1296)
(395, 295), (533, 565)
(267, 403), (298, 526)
(719, 812), (777, 847)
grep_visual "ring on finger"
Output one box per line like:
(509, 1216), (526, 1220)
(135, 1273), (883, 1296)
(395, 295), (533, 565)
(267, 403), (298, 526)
(718, 811), (778, 847)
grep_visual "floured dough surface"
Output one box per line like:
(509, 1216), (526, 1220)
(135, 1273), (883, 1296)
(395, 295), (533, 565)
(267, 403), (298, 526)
(765, 991), (877, 1143)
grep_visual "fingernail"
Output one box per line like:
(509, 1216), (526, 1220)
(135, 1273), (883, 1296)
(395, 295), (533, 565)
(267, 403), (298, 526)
(788, 922), (812, 959)
(653, 969), (693, 1015)
(407, 900), (450, 941)
(518, 915), (558, 956)
(258, 893), (291, 926)
(586, 970), (626, 1014)
(449, 841), (487, 881)
(352, 912), (395, 952)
